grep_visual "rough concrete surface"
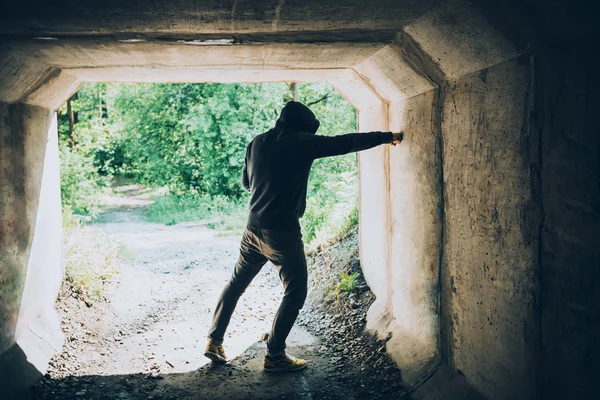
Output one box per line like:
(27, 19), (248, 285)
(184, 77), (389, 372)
(0, 0), (441, 36)
(23, 70), (81, 111)
(68, 68), (337, 86)
(358, 143), (391, 329)
(387, 90), (442, 385)
(0, 103), (54, 353)
(20, 41), (384, 70)
(0, 41), (385, 104)
(354, 45), (434, 101)
(16, 114), (64, 374)
(441, 57), (539, 399)
(0, 44), (58, 104)
(329, 70), (382, 112)
(405, 0), (519, 78)
(535, 44), (600, 400)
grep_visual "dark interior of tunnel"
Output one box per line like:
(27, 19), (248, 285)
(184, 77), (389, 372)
(0, 0), (598, 399)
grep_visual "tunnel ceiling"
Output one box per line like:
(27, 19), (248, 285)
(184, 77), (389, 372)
(1, 0), (441, 37)
(0, 0), (521, 112)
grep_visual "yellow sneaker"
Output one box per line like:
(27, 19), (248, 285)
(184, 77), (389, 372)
(263, 352), (307, 372)
(204, 342), (227, 364)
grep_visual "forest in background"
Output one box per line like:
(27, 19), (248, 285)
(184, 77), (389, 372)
(58, 81), (358, 244)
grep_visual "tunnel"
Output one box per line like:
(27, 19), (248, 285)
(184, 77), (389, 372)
(0, 0), (598, 399)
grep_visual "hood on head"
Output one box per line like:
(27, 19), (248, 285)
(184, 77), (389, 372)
(276, 101), (320, 134)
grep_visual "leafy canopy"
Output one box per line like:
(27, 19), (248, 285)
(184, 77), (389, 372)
(59, 81), (358, 243)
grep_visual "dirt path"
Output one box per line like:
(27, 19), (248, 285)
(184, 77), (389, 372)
(32, 186), (407, 399)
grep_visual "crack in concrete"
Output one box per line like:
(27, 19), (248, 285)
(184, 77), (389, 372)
(271, 0), (286, 33)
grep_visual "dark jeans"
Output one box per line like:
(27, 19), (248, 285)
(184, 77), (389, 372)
(208, 226), (308, 354)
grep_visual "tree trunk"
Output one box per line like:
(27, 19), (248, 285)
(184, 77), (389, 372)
(290, 82), (299, 101)
(67, 97), (75, 149)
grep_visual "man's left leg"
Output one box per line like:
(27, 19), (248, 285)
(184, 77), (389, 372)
(205, 227), (267, 362)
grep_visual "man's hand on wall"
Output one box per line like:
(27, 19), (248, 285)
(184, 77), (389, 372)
(391, 131), (404, 146)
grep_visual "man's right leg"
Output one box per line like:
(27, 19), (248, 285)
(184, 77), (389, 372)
(207, 227), (267, 350)
(260, 229), (308, 372)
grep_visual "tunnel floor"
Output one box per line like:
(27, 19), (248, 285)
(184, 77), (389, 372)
(31, 187), (405, 399)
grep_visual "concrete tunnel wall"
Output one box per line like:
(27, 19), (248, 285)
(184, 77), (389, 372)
(0, 0), (598, 398)
(534, 43), (599, 400)
(441, 57), (538, 399)
(0, 102), (63, 375)
(0, 39), (448, 394)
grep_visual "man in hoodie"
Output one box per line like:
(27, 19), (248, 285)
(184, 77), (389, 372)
(205, 101), (403, 372)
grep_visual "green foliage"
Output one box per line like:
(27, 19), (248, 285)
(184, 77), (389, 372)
(105, 82), (289, 197)
(57, 83), (112, 216)
(337, 271), (360, 292)
(59, 81), (358, 243)
(297, 82), (357, 243)
(62, 206), (119, 303)
(59, 143), (103, 216)
(342, 205), (359, 233)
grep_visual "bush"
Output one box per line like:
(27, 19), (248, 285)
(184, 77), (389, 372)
(59, 144), (105, 217)
(302, 170), (358, 246)
(62, 206), (120, 303)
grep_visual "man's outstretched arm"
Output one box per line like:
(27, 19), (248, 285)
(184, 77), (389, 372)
(294, 131), (403, 160)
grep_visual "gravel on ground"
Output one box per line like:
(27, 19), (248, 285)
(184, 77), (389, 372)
(31, 187), (406, 399)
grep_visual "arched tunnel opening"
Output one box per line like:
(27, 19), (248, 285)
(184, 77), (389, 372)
(0, 1), (598, 399)
(46, 79), (365, 386)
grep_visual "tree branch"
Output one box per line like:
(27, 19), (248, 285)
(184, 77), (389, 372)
(306, 91), (333, 107)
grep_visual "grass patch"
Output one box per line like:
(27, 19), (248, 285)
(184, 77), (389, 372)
(62, 206), (120, 304)
(144, 191), (358, 245)
(117, 243), (137, 260)
(145, 192), (247, 231)
(337, 271), (360, 292)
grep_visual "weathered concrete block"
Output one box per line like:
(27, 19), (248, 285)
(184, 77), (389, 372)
(0, 103), (62, 395)
(386, 90), (442, 385)
(441, 56), (539, 399)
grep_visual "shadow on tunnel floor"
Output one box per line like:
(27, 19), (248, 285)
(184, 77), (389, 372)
(409, 366), (487, 400)
(29, 341), (409, 400)
(1, 344), (43, 400)
(28, 342), (486, 400)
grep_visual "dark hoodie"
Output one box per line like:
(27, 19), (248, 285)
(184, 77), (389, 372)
(243, 101), (392, 230)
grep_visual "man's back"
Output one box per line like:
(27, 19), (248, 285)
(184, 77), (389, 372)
(244, 128), (313, 231)
(243, 101), (393, 231)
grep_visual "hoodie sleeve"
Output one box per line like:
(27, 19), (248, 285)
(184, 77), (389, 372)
(293, 131), (393, 160)
(241, 143), (251, 190)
